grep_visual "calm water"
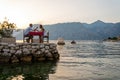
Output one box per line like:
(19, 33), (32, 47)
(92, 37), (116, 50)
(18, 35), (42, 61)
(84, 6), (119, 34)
(0, 40), (120, 80)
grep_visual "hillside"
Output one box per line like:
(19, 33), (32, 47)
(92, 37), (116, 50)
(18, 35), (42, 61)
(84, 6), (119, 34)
(13, 20), (120, 40)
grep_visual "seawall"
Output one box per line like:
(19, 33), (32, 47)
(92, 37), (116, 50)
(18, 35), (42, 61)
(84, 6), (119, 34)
(0, 43), (59, 63)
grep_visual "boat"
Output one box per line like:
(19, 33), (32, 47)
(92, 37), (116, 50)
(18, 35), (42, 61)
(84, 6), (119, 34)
(57, 38), (65, 45)
(71, 40), (76, 44)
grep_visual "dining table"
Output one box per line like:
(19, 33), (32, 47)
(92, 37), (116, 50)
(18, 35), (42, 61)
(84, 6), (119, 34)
(29, 31), (44, 36)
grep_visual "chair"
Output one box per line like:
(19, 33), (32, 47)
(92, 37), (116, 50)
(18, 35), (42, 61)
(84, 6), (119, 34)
(23, 31), (29, 43)
(43, 31), (49, 43)
(23, 29), (31, 43)
(23, 35), (30, 43)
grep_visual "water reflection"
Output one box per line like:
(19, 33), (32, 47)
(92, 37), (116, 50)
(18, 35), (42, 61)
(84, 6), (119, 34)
(0, 61), (58, 80)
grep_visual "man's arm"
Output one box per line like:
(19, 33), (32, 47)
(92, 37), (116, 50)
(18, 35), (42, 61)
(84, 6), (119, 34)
(32, 26), (38, 31)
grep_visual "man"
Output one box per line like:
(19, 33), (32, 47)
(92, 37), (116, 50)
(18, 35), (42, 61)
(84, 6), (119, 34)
(24, 23), (34, 43)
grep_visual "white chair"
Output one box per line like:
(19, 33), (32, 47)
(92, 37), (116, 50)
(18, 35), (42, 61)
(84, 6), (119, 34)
(43, 31), (49, 43)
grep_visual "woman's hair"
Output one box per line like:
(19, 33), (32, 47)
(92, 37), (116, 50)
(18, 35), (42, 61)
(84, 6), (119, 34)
(39, 24), (44, 31)
(40, 24), (43, 28)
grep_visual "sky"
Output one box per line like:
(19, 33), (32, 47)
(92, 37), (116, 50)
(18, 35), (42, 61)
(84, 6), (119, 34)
(0, 0), (120, 29)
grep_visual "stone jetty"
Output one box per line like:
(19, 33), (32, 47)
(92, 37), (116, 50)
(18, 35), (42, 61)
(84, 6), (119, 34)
(0, 43), (59, 63)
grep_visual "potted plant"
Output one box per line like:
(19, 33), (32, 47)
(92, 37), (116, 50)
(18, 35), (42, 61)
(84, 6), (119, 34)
(0, 17), (17, 43)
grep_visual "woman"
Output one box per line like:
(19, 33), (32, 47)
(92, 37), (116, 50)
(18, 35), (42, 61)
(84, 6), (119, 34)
(39, 24), (45, 43)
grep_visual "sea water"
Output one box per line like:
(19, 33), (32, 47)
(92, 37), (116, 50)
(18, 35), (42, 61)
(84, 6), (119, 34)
(0, 40), (120, 80)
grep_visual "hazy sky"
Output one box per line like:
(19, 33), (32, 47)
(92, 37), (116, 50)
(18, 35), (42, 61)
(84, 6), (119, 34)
(0, 0), (120, 28)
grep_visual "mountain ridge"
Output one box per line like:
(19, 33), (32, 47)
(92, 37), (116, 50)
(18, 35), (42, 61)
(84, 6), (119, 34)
(13, 20), (120, 40)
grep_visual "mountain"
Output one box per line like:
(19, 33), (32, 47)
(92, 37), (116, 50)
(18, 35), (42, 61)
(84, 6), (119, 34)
(90, 20), (105, 27)
(13, 20), (120, 40)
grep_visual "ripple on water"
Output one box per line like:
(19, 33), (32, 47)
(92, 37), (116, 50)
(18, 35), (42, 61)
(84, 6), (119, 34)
(55, 41), (120, 80)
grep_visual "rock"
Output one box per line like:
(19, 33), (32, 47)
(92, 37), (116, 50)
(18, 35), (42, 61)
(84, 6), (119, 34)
(22, 48), (30, 54)
(15, 50), (22, 55)
(26, 45), (32, 48)
(3, 52), (11, 56)
(32, 46), (37, 49)
(0, 56), (10, 63)
(41, 48), (45, 53)
(39, 44), (45, 48)
(0, 43), (8, 46)
(31, 49), (37, 53)
(53, 53), (60, 60)
(15, 46), (20, 50)
(21, 56), (32, 62)
(45, 46), (50, 50)
(3, 49), (10, 52)
(37, 57), (46, 61)
(0, 46), (3, 49)
(0, 43), (60, 63)
(4, 46), (9, 49)
(11, 55), (19, 63)
(45, 52), (53, 58)
(10, 49), (16, 54)
(8, 44), (16, 47)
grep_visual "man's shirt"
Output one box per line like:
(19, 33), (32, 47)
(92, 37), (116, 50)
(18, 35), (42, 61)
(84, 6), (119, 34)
(24, 26), (33, 35)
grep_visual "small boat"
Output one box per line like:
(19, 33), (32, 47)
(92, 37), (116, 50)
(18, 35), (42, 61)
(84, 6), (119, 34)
(71, 40), (76, 44)
(57, 38), (65, 45)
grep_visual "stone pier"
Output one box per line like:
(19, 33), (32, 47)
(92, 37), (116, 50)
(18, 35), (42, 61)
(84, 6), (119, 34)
(0, 43), (59, 63)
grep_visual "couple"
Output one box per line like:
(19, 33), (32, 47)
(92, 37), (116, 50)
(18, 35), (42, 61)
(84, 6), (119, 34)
(24, 23), (45, 43)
